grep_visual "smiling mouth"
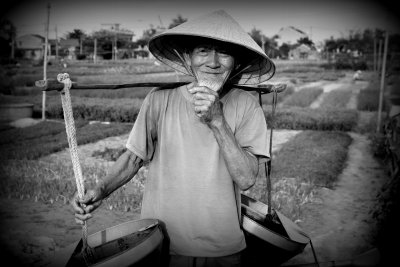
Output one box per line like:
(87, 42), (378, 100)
(203, 72), (223, 75)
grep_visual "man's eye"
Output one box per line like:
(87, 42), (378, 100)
(217, 51), (231, 57)
(196, 48), (209, 55)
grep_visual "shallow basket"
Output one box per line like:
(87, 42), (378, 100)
(241, 194), (310, 267)
(51, 219), (166, 267)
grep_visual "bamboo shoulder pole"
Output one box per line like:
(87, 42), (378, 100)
(35, 78), (287, 95)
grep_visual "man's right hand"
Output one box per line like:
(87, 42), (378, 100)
(72, 187), (103, 225)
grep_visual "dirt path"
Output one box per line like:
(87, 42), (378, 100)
(283, 132), (389, 266)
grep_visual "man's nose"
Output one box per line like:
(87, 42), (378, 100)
(205, 51), (220, 68)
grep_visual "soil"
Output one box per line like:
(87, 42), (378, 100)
(0, 74), (394, 267)
(283, 133), (390, 266)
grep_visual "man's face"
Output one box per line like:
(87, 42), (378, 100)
(185, 41), (235, 91)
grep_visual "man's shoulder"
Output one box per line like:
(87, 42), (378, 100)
(146, 86), (179, 100)
(227, 87), (260, 106)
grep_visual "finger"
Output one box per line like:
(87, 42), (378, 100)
(83, 200), (102, 213)
(75, 213), (92, 221)
(194, 106), (209, 113)
(72, 197), (85, 214)
(80, 190), (98, 205)
(83, 205), (94, 214)
(193, 99), (212, 106)
(193, 92), (216, 102)
(75, 218), (84, 225)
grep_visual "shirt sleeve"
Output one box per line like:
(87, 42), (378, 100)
(126, 90), (159, 161)
(234, 95), (270, 160)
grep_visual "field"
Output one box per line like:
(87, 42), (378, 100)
(0, 58), (397, 266)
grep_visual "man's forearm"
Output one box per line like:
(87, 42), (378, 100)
(209, 118), (258, 190)
(97, 149), (144, 199)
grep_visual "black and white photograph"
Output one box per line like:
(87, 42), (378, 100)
(0, 0), (399, 266)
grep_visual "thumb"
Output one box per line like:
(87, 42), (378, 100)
(80, 190), (96, 204)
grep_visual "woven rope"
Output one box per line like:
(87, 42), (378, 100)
(57, 73), (89, 250)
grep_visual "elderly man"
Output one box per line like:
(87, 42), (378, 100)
(73, 10), (275, 267)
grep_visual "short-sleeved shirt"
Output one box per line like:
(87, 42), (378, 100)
(126, 85), (269, 257)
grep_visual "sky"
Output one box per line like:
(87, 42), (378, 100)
(1, 0), (400, 46)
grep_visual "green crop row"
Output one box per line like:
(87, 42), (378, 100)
(263, 107), (359, 131)
(282, 87), (324, 108)
(0, 121), (132, 160)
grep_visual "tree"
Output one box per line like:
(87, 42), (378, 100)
(66, 29), (85, 40)
(168, 14), (187, 29)
(297, 37), (314, 47)
(66, 29), (86, 54)
(0, 18), (16, 58)
(135, 25), (159, 47)
(248, 27), (279, 58)
(248, 27), (265, 48)
(279, 43), (291, 59)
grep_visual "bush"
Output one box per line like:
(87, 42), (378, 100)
(245, 130), (352, 220)
(357, 88), (386, 111)
(45, 96), (144, 122)
(77, 54), (87, 60)
(319, 89), (353, 109)
(282, 87), (323, 107)
(0, 70), (14, 94)
(0, 121), (132, 160)
(264, 107), (359, 131)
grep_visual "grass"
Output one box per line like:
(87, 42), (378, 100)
(0, 120), (132, 160)
(265, 107), (359, 131)
(282, 87), (324, 107)
(319, 89), (353, 109)
(357, 80), (390, 112)
(272, 131), (352, 187)
(0, 120), (86, 146)
(245, 130), (352, 220)
(0, 124), (353, 222)
(273, 69), (345, 83)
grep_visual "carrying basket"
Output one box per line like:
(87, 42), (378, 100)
(241, 193), (310, 266)
(51, 219), (166, 267)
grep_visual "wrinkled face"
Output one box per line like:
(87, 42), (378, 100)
(184, 41), (236, 91)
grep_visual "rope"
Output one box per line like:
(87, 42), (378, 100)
(266, 87), (278, 215)
(258, 87), (277, 215)
(57, 73), (93, 265)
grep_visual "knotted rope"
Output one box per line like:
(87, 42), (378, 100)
(58, 73), (93, 264)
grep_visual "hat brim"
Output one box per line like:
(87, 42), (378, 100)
(149, 34), (275, 85)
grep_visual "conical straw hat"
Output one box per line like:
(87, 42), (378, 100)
(149, 10), (275, 85)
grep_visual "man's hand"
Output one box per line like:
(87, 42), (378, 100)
(188, 83), (224, 125)
(71, 187), (103, 225)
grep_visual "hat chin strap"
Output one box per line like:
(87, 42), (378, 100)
(227, 63), (253, 85)
(173, 49), (194, 77)
(227, 55), (262, 85)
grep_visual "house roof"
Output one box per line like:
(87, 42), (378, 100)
(16, 34), (45, 49)
(17, 34), (45, 41)
(290, 44), (314, 53)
